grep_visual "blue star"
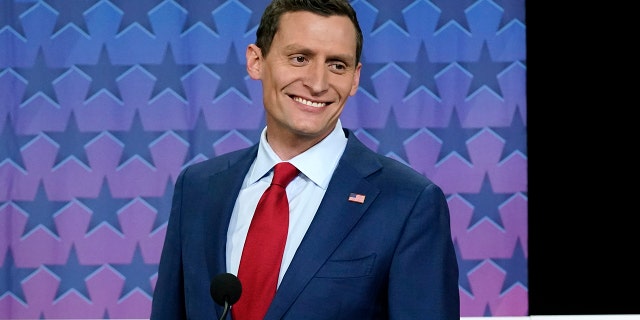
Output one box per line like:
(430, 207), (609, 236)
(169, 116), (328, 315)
(0, 114), (35, 170)
(109, 111), (164, 167)
(142, 179), (174, 231)
(429, 0), (476, 32)
(140, 46), (193, 100)
(363, 108), (418, 162)
(483, 304), (491, 316)
(111, 244), (158, 298)
(13, 48), (67, 104)
(43, 112), (100, 167)
(78, 179), (130, 234)
(492, 239), (527, 292)
(459, 42), (512, 98)
(0, 0), (35, 37)
(109, 0), (162, 34)
(14, 182), (67, 237)
(173, 0), (229, 33)
(44, 245), (100, 300)
(42, 0), (96, 35)
(396, 43), (448, 99)
(491, 108), (527, 160)
(76, 46), (130, 101)
(237, 124), (265, 147)
(493, 0), (525, 29)
(357, 61), (389, 99)
(205, 43), (251, 99)
(0, 248), (38, 303)
(460, 174), (513, 229)
(429, 109), (482, 163)
(237, 0), (270, 32)
(360, 0), (416, 32)
(454, 240), (483, 295)
(176, 111), (227, 160)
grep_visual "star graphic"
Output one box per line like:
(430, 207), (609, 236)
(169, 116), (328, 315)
(142, 179), (174, 231)
(428, 109), (482, 163)
(78, 179), (130, 234)
(44, 244), (100, 301)
(204, 43), (251, 99)
(14, 182), (67, 237)
(357, 61), (388, 99)
(173, 0), (229, 33)
(111, 244), (159, 298)
(43, 112), (100, 167)
(236, 124), (265, 147)
(237, 0), (270, 32)
(0, 248), (38, 303)
(429, 0), (476, 32)
(109, 0), (162, 34)
(483, 304), (491, 316)
(493, 0), (526, 29)
(364, 108), (419, 162)
(459, 42), (512, 98)
(76, 46), (130, 101)
(490, 107), (527, 161)
(42, 0), (96, 35)
(176, 111), (228, 160)
(454, 239), (483, 295)
(0, 114), (35, 169)
(492, 239), (527, 292)
(396, 43), (448, 99)
(360, 0), (416, 32)
(0, 0), (35, 37)
(140, 46), (194, 100)
(460, 174), (513, 229)
(109, 111), (164, 167)
(13, 47), (67, 104)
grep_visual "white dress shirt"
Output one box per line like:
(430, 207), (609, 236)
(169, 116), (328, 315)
(226, 120), (348, 286)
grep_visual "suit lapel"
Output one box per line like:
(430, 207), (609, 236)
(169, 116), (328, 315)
(268, 131), (382, 319)
(202, 146), (258, 318)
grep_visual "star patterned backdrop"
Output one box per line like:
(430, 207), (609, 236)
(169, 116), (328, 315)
(0, 0), (527, 318)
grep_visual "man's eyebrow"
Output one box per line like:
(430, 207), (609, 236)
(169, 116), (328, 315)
(283, 44), (307, 54)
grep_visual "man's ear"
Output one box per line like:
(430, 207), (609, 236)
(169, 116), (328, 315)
(350, 62), (362, 96)
(246, 44), (262, 80)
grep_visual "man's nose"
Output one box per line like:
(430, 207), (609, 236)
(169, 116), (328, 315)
(303, 63), (329, 93)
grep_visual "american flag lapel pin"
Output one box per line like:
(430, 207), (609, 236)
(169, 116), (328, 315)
(348, 193), (365, 204)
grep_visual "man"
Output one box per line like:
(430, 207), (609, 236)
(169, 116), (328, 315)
(150, 0), (460, 319)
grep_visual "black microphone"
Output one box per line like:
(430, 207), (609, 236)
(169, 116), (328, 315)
(210, 273), (242, 320)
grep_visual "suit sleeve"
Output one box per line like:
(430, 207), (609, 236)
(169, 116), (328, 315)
(150, 168), (188, 320)
(388, 182), (460, 319)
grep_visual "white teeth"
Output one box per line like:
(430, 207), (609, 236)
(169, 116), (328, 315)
(293, 96), (326, 108)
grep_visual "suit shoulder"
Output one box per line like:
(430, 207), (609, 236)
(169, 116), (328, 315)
(375, 155), (434, 187)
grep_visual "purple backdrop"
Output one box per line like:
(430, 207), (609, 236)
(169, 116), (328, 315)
(0, 0), (527, 318)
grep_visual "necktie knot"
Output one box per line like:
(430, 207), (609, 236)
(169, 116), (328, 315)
(272, 162), (298, 188)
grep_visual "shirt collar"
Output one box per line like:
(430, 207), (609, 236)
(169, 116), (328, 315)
(249, 120), (348, 189)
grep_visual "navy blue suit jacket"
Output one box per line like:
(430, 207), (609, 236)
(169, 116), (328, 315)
(150, 128), (460, 319)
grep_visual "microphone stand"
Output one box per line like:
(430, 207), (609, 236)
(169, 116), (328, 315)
(219, 300), (230, 320)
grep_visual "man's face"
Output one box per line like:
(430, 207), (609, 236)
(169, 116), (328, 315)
(247, 11), (361, 145)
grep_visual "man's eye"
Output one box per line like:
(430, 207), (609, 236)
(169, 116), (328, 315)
(292, 56), (306, 64)
(330, 63), (347, 72)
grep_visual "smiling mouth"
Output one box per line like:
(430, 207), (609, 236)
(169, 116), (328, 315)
(292, 96), (327, 108)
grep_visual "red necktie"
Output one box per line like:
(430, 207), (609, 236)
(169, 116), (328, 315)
(232, 162), (299, 320)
